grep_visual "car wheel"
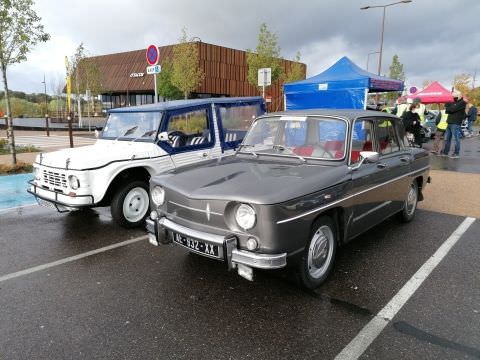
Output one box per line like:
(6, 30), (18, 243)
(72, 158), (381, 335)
(298, 216), (337, 289)
(399, 181), (418, 223)
(111, 180), (150, 228)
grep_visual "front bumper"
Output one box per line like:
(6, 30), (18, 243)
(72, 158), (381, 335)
(28, 180), (95, 212)
(146, 217), (287, 277)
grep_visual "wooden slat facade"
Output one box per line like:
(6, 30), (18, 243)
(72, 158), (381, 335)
(89, 42), (306, 111)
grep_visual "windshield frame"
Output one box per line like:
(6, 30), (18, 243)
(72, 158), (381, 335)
(237, 114), (350, 162)
(101, 110), (164, 142)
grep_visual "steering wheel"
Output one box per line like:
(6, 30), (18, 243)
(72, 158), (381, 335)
(311, 145), (335, 159)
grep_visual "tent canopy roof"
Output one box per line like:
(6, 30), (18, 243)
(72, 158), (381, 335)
(284, 56), (404, 93)
(406, 81), (454, 104)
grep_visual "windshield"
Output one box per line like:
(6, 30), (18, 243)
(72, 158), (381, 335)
(102, 112), (162, 141)
(240, 116), (347, 160)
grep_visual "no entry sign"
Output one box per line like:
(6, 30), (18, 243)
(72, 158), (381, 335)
(146, 44), (159, 66)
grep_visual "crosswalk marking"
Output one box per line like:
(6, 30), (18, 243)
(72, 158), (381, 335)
(6, 135), (97, 149)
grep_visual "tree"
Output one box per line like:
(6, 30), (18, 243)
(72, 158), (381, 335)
(157, 58), (183, 100)
(284, 52), (305, 84)
(246, 23), (284, 89)
(171, 27), (204, 99)
(0, 0), (49, 164)
(386, 54), (405, 102)
(453, 73), (471, 96)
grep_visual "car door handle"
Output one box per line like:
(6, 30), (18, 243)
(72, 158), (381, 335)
(400, 156), (411, 163)
(377, 162), (388, 169)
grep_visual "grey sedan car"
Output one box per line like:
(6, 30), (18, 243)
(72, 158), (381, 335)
(146, 110), (430, 289)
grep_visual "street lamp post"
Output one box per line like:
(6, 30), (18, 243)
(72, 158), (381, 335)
(361, 0), (412, 76)
(366, 51), (380, 72)
(41, 74), (50, 136)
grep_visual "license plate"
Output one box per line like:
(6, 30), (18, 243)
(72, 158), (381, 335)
(173, 233), (219, 257)
(37, 198), (57, 210)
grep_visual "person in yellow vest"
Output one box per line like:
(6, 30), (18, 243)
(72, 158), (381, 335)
(432, 109), (448, 154)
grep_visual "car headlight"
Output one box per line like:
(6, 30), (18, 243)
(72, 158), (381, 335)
(151, 186), (165, 206)
(33, 167), (40, 180)
(235, 203), (256, 230)
(68, 175), (80, 190)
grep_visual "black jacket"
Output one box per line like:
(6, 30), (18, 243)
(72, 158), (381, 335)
(445, 98), (467, 125)
(402, 111), (421, 132)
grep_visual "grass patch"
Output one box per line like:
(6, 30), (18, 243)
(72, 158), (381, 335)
(0, 139), (40, 155)
(0, 162), (33, 175)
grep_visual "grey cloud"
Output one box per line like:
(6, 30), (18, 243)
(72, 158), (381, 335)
(6, 0), (480, 93)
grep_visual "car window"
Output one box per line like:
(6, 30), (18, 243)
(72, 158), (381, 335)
(351, 119), (374, 164)
(376, 118), (400, 155)
(242, 116), (347, 160)
(167, 109), (211, 148)
(218, 104), (261, 143)
(102, 111), (161, 141)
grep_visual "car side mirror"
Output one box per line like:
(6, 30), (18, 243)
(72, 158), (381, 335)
(360, 151), (379, 163)
(158, 131), (169, 142)
(349, 151), (379, 171)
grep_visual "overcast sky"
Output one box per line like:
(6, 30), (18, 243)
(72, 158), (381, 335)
(6, 0), (480, 94)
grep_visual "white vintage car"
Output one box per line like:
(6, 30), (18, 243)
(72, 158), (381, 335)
(28, 97), (265, 227)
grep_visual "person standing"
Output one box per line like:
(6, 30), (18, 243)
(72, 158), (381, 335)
(402, 103), (422, 147)
(441, 90), (466, 158)
(465, 101), (478, 137)
(432, 109), (447, 154)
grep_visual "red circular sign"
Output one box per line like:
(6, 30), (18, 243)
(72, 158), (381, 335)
(146, 44), (159, 65)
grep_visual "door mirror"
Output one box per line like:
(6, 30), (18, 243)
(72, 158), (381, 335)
(360, 151), (379, 163)
(349, 151), (379, 171)
(158, 131), (169, 142)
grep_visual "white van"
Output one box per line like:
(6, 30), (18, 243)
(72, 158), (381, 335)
(28, 97), (265, 227)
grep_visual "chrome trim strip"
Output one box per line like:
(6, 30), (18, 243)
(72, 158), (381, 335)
(276, 165), (430, 224)
(168, 200), (223, 216)
(159, 217), (225, 245)
(353, 201), (392, 223)
(231, 249), (287, 269)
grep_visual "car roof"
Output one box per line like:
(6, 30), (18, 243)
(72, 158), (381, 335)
(265, 109), (399, 122)
(108, 96), (263, 113)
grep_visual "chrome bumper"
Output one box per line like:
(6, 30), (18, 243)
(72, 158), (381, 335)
(28, 180), (95, 212)
(146, 217), (287, 272)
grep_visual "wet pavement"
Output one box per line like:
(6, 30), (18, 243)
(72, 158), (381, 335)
(425, 135), (480, 174)
(0, 205), (478, 359)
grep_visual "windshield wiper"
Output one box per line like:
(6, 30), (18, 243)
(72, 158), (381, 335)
(272, 145), (306, 163)
(113, 126), (139, 141)
(130, 130), (157, 142)
(237, 144), (258, 157)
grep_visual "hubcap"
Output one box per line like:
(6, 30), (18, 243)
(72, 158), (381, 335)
(405, 184), (418, 216)
(307, 225), (334, 279)
(123, 187), (149, 223)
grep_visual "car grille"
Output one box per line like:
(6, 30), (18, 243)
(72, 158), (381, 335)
(42, 170), (67, 188)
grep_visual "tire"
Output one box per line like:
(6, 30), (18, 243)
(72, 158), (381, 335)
(298, 216), (337, 289)
(399, 181), (418, 223)
(111, 180), (150, 228)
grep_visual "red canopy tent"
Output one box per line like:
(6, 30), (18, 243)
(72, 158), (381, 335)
(406, 81), (453, 103)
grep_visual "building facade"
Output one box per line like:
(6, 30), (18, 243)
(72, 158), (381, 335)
(88, 41), (306, 112)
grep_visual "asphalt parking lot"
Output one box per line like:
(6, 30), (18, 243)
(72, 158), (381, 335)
(1, 203), (478, 359)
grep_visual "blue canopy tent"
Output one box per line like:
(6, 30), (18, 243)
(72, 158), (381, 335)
(284, 56), (404, 110)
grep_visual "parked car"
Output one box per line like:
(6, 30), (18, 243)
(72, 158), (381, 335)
(28, 97), (265, 228)
(146, 109), (430, 289)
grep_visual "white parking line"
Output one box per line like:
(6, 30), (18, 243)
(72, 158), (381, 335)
(0, 235), (148, 283)
(334, 217), (476, 360)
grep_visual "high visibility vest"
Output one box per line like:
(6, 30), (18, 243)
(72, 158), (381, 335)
(396, 104), (408, 118)
(437, 111), (448, 130)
